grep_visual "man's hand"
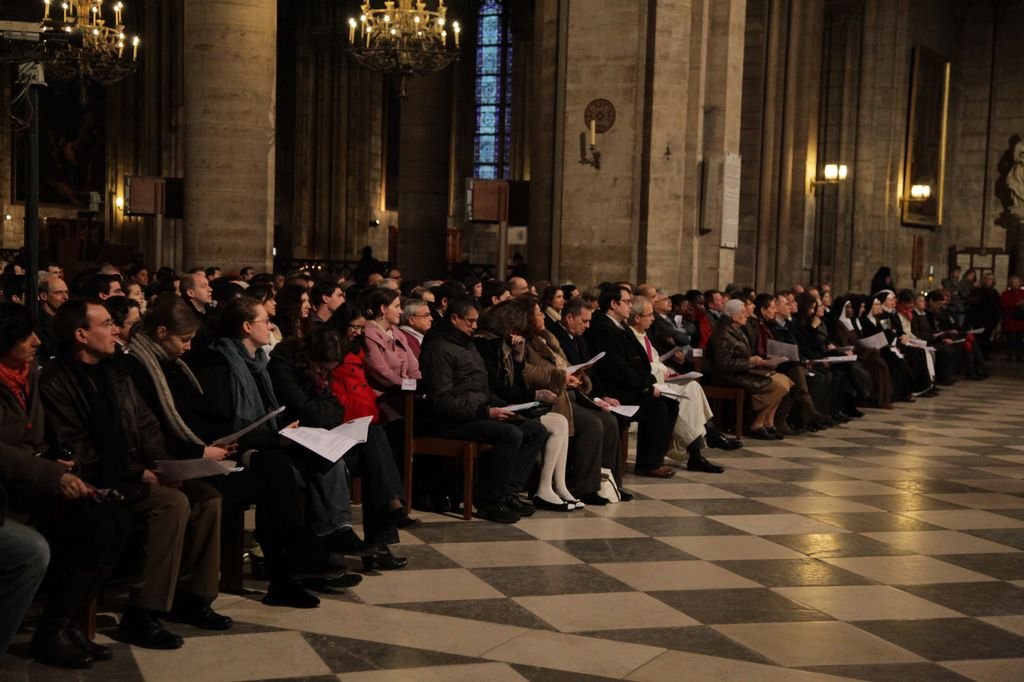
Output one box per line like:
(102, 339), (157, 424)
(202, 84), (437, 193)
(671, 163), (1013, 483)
(652, 386), (661, 398)
(672, 350), (686, 364)
(58, 473), (91, 500)
(565, 372), (582, 388)
(601, 396), (621, 407)
(488, 407), (514, 421)
(142, 469), (160, 486)
(750, 355), (766, 367)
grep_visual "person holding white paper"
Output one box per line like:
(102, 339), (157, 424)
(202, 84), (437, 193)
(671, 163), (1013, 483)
(129, 299), (341, 609)
(270, 324), (416, 571)
(626, 296), (733, 473)
(191, 298), (377, 587)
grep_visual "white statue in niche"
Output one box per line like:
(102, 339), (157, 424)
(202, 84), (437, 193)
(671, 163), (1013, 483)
(997, 134), (1024, 224)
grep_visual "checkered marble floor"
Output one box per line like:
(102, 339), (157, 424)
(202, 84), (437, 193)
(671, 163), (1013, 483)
(7, 364), (1024, 681)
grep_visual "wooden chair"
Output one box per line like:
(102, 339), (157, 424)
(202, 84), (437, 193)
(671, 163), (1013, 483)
(403, 392), (493, 520)
(693, 356), (745, 438)
(219, 502), (250, 594)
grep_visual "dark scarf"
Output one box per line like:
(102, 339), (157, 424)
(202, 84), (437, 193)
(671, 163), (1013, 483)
(58, 354), (129, 489)
(209, 337), (279, 433)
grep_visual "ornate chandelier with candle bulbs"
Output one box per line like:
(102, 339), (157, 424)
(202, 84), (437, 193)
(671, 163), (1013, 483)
(347, 0), (460, 83)
(39, 0), (141, 85)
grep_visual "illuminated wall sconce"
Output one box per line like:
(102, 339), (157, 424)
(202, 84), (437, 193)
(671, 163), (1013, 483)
(810, 163), (848, 192)
(909, 184), (931, 200)
(114, 195), (125, 210)
(3, 213), (11, 222)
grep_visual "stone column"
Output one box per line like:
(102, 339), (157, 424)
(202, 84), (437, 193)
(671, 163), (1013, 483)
(397, 71), (453, 281)
(182, 0), (277, 273)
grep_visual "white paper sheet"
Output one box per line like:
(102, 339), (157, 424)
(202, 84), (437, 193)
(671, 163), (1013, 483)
(858, 332), (888, 350)
(966, 328), (986, 335)
(213, 406), (286, 445)
(810, 355), (858, 364)
(503, 401), (541, 413)
(664, 371), (703, 382)
(766, 339), (800, 362)
(761, 356), (788, 369)
(565, 352), (606, 375)
(659, 347), (682, 362)
(655, 383), (688, 398)
(279, 416), (372, 463)
(609, 405), (640, 418)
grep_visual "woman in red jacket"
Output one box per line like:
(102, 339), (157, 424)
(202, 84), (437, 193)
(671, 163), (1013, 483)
(327, 303), (380, 422)
(1000, 275), (1024, 362)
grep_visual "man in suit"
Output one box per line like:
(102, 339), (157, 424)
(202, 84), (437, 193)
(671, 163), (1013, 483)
(585, 286), (678, 478)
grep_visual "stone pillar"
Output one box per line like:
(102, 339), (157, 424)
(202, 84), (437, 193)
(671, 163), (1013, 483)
(182, 0), (276, 273)
(397, 71), (453, 281)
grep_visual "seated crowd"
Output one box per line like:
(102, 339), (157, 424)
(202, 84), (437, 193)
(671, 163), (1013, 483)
(0, 255), (1017, 670)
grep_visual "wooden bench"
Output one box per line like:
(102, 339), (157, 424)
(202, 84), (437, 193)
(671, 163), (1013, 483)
(403, 392), (494, 520)
(694, 355), (745, 438)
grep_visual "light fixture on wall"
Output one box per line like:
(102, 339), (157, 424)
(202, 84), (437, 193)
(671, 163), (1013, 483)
(347, 1), (460, 96)
(810, 163), (848, 192)
(909, 184), (931, 200)
(39, 1), (141, 86)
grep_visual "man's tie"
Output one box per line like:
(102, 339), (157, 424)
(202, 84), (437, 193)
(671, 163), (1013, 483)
(643, 334), (654, 362)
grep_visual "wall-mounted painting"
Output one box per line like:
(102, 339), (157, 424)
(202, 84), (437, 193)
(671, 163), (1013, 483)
(901, 46), (950, 228)
(11, 79), (106, 208)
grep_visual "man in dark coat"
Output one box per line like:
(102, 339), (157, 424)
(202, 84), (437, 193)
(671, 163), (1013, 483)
(585, 286), (678, 478)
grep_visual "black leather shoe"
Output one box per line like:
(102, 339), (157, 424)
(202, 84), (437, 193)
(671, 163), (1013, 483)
(706, 432), (743, 450)
(686, 454), (725, 473)
(619, 489), (635, 502)
(263, 578), (321, 608)
(324, 527), (377, 556)
(66, 625), (112, 661)
(30, 626), (93, 668)
(362, 547), (409, 571)
(846, 407), (865, 418)
(167, 595), (233, 631)
(504, 494), (536, 517)
(765, 426), (785, 441)
(384, 506), (422, 529)
(749, 427), (776, 440)
(117, 609), (184, 650)
(579, 492), (611, 506)
(532, 495), (571, 512)
(475, 502), (521, 524)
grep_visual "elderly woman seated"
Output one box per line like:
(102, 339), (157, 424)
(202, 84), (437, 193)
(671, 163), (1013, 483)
(706, 299), (794, 440)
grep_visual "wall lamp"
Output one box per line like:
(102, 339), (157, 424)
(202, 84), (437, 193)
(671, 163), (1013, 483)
(810, 163), (848, 193)
(579, 120), (601, 170)
(909, 184), (931, 200)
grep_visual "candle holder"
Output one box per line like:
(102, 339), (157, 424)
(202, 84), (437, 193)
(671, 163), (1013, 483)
(579, 132), (601, 170)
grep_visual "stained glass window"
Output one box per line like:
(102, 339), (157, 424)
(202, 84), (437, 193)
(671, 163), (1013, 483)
(474, 0), (511, 180)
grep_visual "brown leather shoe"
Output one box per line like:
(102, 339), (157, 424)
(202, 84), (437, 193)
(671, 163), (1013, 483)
(635, 466), (676, 478)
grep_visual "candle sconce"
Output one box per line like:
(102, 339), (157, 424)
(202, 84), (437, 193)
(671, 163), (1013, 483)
(581, 98), (615, 171)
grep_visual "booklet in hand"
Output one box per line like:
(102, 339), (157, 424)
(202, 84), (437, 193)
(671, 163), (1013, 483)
(155, 458), (241, 482)
(213, 406), (287, 446)
(279, 416), (373, 463)
(664, 371), (702, 383)
(565, 352), (606, 375)
(502, 401), (542, 413)
(760, 356), (788, 369)
(766, 339), (800, 362)
(858, 332), (888, 350)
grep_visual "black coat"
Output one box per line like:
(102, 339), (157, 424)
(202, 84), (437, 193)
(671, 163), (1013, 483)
(419, 318), (496, 431)
(584, 311), (655, 403)
(549, 321), (591, 367)
(705, 321), (772, 392)
(268, 341), (345, 430)
(473, 333), (535, 405)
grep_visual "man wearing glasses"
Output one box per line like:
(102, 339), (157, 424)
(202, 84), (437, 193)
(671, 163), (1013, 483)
(586, 285), (679, 478)
(398, 300), (433, 359)
(418, 296), (547, 523)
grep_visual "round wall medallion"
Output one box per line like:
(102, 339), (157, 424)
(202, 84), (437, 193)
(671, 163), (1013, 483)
(584, 98), (616, 133)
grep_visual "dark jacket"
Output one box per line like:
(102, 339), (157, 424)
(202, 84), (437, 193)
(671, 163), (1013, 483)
(35, 311), (57, 364)
(419, 318), (497, 431)
(188, 348), (280, 452)
(584, 311), (655, 403)
(0, 366), (64, 503)
(705, 321), (772, 392)
(649, 313), (690, 354)
(549, 320), (591, 367)
(38, 356), (164, 487)
(268, 340), (345, 430)
(122, 353), (220, 460)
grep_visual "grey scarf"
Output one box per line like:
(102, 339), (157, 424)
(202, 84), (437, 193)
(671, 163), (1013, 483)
(126, 333), (206, 446)
(209, 337), (280, 433)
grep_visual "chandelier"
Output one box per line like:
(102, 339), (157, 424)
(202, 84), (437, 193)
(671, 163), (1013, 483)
(39, 0), (141, 85)
(347, 0), (460, 89)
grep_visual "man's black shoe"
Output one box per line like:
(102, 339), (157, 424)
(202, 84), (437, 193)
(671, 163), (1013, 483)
(66, 625), (112, 661)
(117, 609), (184, 650)
(475, 503), (521, 524)
(847, 407), (865, 418)
(706, 432), (743, 450)
(504, 494), (536, 517)
(262, 577), (320, 608)
(618, 488), (635, 502)
(167, 594), (233, 631)
(323, 527), (377, 556)
(687, 454), (725, 474)
(30, 626), (93, 668)
(579, 492), (611, 506)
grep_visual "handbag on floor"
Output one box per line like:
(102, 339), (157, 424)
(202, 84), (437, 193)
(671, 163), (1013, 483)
(598, 467), (621, 504)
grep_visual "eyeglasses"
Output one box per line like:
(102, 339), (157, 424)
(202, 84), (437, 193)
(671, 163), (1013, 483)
(251, 318), (271, 325)
(459, 316), (479, 326)
(348, 324), (366, 332)
(411, 313), (432, 318)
